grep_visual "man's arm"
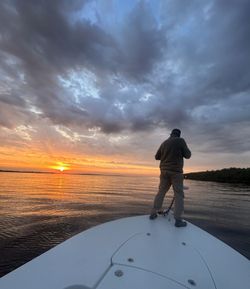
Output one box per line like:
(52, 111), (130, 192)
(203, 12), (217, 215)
(155, 145), (162, 160)
(181, 139), (191, 159)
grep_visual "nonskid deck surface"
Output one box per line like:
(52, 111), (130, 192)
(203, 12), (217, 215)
(0, 214), (249, 289)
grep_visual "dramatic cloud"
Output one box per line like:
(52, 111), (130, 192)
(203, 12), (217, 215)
(0, 0), (250, 172)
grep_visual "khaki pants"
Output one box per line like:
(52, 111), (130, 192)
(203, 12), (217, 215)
(151, 170), (184, 220)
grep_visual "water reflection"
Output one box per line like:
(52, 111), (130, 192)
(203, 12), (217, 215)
(0, 172), (249, 277)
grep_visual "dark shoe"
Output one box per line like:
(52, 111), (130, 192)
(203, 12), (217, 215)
(149, 213), (158, 220)
(175, 219), (187, 227)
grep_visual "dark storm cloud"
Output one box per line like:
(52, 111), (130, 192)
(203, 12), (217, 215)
(0, 0), (117, 128)
(145, 0), (250, 153)
(0, 0), (114, 72)
(0, 0), (250, 154)
(196, 0), (250, 96)
(0, 0), (167, 129)
(118, 1), (167, 81)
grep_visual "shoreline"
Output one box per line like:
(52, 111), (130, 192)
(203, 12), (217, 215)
(185, 167), (250, 185)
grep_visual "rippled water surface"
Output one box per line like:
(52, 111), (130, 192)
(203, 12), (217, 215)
(0, 172), (249, 277)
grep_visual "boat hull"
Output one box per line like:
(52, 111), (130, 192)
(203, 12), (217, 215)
(0, 214), (249, 289)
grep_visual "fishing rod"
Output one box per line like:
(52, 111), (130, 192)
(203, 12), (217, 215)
(158, 185), (189, 216)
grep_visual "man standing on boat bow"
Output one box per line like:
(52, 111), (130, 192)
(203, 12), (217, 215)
(150, 129), (191, 227)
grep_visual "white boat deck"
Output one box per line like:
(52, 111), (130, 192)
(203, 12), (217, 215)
(0, 214), (249, 289)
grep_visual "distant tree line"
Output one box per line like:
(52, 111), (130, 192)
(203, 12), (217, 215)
(184, 167), (250, 184)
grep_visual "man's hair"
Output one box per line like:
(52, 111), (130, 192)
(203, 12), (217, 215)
(170, 128), (181, 137)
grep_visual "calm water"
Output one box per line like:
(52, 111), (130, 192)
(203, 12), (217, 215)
(0, 172), (249, 277)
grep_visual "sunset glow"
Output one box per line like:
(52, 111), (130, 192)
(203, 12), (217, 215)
(50, 163), (70, 173)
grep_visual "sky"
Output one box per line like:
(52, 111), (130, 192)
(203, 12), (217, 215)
(0, 0), (250, 175)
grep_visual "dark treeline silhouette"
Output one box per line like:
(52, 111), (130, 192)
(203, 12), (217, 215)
(185, 167), (250, 184)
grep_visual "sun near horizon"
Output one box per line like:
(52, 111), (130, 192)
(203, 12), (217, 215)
(57, 166), (66, 172)
(49, 162), (71, 173)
